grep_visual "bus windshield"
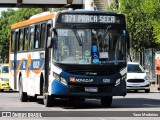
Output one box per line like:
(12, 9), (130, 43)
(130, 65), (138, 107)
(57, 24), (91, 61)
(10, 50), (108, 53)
(54, 28), (126, 65)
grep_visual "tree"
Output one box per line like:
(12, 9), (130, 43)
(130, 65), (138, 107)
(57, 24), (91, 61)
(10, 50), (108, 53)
(0, 8), (50, 63)
(108, 0), (160, 52)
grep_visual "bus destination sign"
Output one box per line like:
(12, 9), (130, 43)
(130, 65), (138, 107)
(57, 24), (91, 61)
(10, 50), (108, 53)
(61, 14), (121, 24)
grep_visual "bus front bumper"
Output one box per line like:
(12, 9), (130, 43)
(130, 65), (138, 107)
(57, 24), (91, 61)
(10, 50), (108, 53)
(50, 80), (126, 97)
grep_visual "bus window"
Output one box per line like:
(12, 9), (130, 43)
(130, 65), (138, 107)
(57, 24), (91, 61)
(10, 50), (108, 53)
(24, 28), (29, 51)
(29, 27), (34, 50)
(34, 25), (40, 49)
(11, 31), (15, 52)
(40, 23), (46, 49)
(18, 29), (23, 51)
(47, 24), (51, 37)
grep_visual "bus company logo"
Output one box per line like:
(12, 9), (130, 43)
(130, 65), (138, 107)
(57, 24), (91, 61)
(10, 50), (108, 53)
(70, 77), (77, 82)
(70, 77), (93, 83)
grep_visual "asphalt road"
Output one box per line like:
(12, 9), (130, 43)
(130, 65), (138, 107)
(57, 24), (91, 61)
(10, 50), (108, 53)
(0, 85), (160, 119)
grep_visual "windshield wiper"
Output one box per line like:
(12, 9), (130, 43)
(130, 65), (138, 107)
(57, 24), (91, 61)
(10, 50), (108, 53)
(72, 25), (82, 46)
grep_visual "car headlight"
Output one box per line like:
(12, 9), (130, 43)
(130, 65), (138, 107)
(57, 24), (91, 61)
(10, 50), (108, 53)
(53, 72), (67, 86)
(144, 76), (149, 80)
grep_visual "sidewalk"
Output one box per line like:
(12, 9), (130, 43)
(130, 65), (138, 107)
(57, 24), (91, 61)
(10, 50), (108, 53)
(150, 84), (160, 92)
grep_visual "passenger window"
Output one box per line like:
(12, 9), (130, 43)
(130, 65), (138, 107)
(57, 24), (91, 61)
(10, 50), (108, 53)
(34, 25), (40, 49)
(24, 28), (29, 51)
(11, 31), (15, 52)
(47, 24), (51, 38)
(18, 29), (23, 51)
(40, 23), (46, 49)
(29, 27), (34, 50)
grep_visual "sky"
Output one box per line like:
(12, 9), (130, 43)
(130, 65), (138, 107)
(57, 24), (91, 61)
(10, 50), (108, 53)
(0, 8), (9, 12)
(0, 8), (8, 12)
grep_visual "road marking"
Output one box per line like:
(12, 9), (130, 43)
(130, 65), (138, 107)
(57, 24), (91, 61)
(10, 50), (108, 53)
(143, 104), (160, 107)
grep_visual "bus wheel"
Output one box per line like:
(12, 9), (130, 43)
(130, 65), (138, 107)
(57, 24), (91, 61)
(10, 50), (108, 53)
(43, 93), (53, 107)
(28, 95), (37, 102)
(101, 96), (112, 107)
(19, 76), (28, 102)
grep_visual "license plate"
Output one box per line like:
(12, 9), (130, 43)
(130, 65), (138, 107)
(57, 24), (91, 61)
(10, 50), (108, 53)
(85, 87), (98, 92)
(132, 84), (140, 87)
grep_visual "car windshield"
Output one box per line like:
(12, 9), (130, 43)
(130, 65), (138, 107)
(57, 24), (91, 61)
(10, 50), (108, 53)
(2, 66), (9, 73)
(53, 28), (126, 65)
(127, 64), (144, 73)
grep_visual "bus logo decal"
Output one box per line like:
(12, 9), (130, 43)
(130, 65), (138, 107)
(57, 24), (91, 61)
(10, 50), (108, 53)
(70, 77), (93, 83)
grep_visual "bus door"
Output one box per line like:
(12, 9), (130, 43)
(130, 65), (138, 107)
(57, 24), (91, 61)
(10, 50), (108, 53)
(44, 20), (52, 93)
(12, 30), (19, 90)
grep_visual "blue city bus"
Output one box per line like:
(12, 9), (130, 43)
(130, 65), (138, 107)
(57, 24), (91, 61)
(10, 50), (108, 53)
(9, 10), (129, 107)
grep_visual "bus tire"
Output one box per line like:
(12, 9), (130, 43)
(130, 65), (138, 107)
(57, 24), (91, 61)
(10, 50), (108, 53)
(43, 93), (53, 107)
(28, 95), (37, 102)
(19, 76), (28, 102)
(101, 96), (112, 107)
(40, 74), (44, 95)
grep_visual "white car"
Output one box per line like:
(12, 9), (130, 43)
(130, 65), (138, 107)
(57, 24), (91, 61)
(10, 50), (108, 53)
(126, 62), (150, 93)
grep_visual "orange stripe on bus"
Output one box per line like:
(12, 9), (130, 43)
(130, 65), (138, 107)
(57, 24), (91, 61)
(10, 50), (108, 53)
(32, 64), (44, 74)
(16, 58), (27, 75)
(10, 54), (44, 77)
(11, 13), (56, 29)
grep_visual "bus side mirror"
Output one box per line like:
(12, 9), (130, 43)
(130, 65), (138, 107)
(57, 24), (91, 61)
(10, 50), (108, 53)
(47, 36), (53, 48)
(47, 27), (55, 48)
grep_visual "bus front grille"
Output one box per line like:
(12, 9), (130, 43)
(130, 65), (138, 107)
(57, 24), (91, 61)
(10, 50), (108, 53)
(54, 63), (126, 76)
(69, 85), (113, 93)
(67, 69), (118, 76)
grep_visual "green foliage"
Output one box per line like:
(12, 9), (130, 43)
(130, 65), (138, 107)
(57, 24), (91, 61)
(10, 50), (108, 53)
(0, 8), (50, 63)
(108, 0), (160, 52)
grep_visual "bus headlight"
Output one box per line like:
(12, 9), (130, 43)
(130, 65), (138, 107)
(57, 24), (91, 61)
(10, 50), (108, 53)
(115, 74), (126, 86)
(115, 79), (121, 86)
(60, 77), (68, 86)
(53, 72), (67, 86)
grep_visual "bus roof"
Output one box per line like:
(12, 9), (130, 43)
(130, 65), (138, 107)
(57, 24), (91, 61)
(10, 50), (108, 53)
(59, 10), (124, 15)
(11, 12), (57, 29)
